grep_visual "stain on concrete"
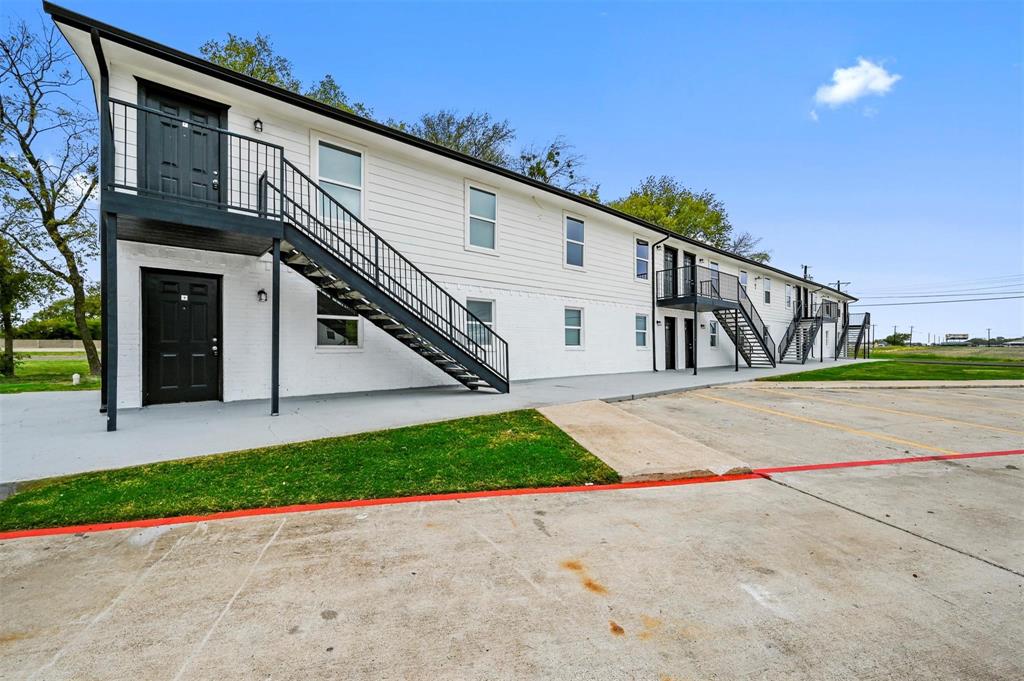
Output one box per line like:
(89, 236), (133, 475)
(0, 631), (32, 644)
(583, 578), (608, 595)
(608, 620), (625, 636)
(561, 559), (609, 595)
(561, 560), (583, 572)
(637, 615), (663, 640)
(287, 626), (299, 635)
(533, 518), (551, 537)
(320, 610), (337, 621)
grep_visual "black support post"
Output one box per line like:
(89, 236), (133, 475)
(99, 206), (108, 413)
(103, 212), (118, 432)
(692, 299), (698, 376)
(271, 238), (281, 416)
(734, 309), (739, 372)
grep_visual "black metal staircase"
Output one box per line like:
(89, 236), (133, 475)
(267, 161), (509, 392)
(836, 312), (870, 359)
(778, 306), (823, 364)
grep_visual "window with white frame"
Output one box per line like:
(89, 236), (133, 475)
(318, 142), (362, 218)
(467, 299), (494, 346)
(564, 307), (583, 347)
(468, 186), (497, 250)
(739, 270), (748, 288)
(785, 284), (793, 309)
(316, 291), (360, 347)
(635, 239), (650, 280)
(565, 216), (585, 267)
(763, 277), (772, 304)
(635, 314), (648, 347)
(709, 320), (718, 347)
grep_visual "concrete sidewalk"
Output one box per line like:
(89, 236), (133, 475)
(0, 362), (850, 483)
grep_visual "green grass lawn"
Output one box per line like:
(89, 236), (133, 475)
(871, 346), (1024, 364)
(0, 357), (99, 394)
(0, 409), (618, 532)
(761, 360), (1024, 382)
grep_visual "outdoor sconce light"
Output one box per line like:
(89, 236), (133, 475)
(698, 258), (705, 263)
(253, 118), (264, 133)
(257, 289), (268, 303)
(656, 319), (663, 326)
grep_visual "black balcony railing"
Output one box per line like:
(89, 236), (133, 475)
(107, 98), (284, 218)
(820, 300), (840, 320)
(656, 265), (739, 303)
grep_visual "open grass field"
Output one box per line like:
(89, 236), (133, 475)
(761, 359), (1024, 382)
(871, 345), (1024, 363)
(0, 356), (99, 394)
(0, 409), (618, 531)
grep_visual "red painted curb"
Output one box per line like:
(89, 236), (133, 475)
(0, 473), (762, 541)
(2, 449), (1021, 542)
(753, 449), (1024, 475)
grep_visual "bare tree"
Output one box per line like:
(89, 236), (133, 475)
(727, 230), (771, 263)
(0, 19), (100, 374)
(513, 136), (597, 195)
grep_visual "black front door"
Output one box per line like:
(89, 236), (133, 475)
(683, 252), (696, 295)
(140, 85), (223, 204)
(143, 270), (221, 405)
(684, 318), (695, 369)
(663, 246), (678, 297)
(665, 317), (677, 370)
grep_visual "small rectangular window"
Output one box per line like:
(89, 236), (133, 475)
(635, 314), (648, 347)
(709, 320), (718, 347)
(467, 299), (494, 346)
(635, 239), (650, 280)
(468, 186), (497, 250)
(564, 307), (583, 347)
(318, 142), (363, 218)
(316, 291), (360, 347)
(764, 277), (772, 305)
(565, 216), (584, 267)
(785, 284), (793, 309)
(739, 271), (748, 288)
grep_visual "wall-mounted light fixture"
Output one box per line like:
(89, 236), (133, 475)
(698, 257), (705, 263)
(656, 319), (663, 326)
(257, 289), (268, 303)
(253, 118), (264, 133)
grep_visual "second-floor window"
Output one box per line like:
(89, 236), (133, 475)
(565, 216), (585, 267)
(468, 186), (497, 250)
(635, 239), (650, 280)
(318, 142), (362, 218)
(763, 277), (772, 304)
(786, 284), (793, 309)
(739, 270), (748, 288)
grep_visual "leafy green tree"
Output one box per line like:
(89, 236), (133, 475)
(200, 33), (371, 116)
(608, 176), (733, 248)
(394, 110), (516, 166)
(882, 332), (912, 346)
(0, 20), (101, 375)
(0, 237), (55, 375)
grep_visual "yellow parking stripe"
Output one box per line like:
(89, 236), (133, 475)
(693, 393), (956, 455)
(763, 390), (1024, 436)
(833, 389), (1024, 420)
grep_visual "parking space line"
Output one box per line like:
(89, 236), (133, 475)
(754, 449), (1024, 474)
(832, 389), (1024, 419)
(758, 390), (1024, 436)
(692, 393), (957, 454)
(959, 392), (1024, 406)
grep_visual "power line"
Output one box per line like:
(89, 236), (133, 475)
(856, 274), (1024, 294)
(857, 289), (1024, 299)
(852, 295), (1024, 307)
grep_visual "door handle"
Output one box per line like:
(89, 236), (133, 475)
(211, 345), (219, 356)
(212, 170), (219, 192)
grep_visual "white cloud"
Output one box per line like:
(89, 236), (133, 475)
(814, 58), (901, 108)
(809, 109), (819, 122)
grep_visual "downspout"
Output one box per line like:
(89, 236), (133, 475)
(650, 235), (670, 371)
(90, 29), (111, 417)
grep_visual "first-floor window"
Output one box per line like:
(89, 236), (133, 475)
(467, 299), (494, 346)
(709, 320), (718, 347)
(635, 239), (650, 280)
(317, 291), (360, 346)
(564, 307), (583, 347)
(763, 277), (772, 304)
(635, 314), (648, 347)
(785, 284), (793, 309)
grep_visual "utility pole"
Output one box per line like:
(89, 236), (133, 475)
(909, 325), (914, 344)
(987, 328), (991, 347)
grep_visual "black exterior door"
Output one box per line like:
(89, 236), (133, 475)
(140, 85), (223, 204)
(684, 318), (695, 369)
(663, 246), (678, 297)
(665, 317), (677, 370)
(143, 270), (221, 405)
(683, 252), (696, 295)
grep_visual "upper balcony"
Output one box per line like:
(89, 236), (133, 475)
(102, 98), (286, 255)
(655, 265), (741, 311)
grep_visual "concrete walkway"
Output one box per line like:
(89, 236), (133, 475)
(0, 361), (860, 483)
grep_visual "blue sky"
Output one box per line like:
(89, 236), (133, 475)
(9, 0), (1024, 340)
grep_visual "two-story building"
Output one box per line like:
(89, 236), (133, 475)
(47, 3), (869, 431)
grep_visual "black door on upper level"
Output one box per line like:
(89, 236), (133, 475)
(139, 83), (225, 204)
(683, 252), (696, 295)
(663, 246), (678, 298)
(684, 318), (695, 369)
(665, 317), (677, 370)
(143, 270), (221, 405)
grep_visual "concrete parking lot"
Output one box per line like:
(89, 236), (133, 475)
(1, 385), (1022, 679)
